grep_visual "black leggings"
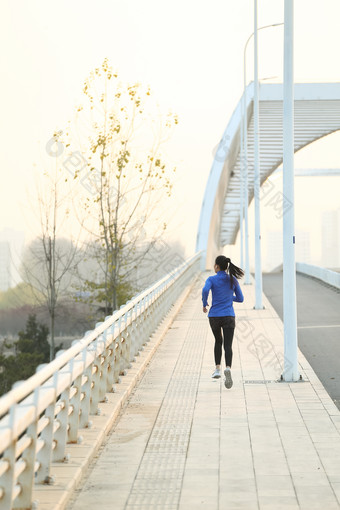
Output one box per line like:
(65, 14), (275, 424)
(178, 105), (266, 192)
(209, 316), (235, 367)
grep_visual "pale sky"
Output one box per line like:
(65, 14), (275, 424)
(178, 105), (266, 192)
(1, 0), (340, 270)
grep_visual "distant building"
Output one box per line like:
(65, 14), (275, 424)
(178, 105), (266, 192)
(0, 242), (11, 291)
(322, 209), (340, 268)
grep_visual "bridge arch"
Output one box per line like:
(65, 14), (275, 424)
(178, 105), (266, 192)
(196, 82), (340, 269)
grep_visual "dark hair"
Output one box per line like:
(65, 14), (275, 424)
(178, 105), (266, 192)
(215, 255), (244, 288)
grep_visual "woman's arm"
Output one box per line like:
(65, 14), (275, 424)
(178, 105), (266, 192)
(233, 281), (244, 303)
(202, 277), (212, 311)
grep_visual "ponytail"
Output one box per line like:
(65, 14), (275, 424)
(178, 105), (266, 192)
(215, 255), (244, 289)
(228, 260), (244, 288)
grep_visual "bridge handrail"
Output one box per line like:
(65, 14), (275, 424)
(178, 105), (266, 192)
(0, 252), (202, 510)
(296, 262), (340, 290)
(0, 252), (200, 417)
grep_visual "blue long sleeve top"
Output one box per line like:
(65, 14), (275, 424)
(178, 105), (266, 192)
(202, 271), (244, 317)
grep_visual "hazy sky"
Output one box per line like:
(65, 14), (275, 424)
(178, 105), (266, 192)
(1, 0), (340, 267)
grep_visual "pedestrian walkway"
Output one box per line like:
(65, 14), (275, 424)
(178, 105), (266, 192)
(39, 274), (340, 510)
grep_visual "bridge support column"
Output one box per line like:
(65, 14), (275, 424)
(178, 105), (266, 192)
(253, 0), (264, 309)
(282, 0), (300, 382)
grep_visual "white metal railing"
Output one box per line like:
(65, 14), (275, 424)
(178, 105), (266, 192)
(296, 262), (340, 290)
(0, 253), (202, 510)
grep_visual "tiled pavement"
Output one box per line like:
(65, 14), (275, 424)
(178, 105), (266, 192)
(64, 275), (340, 510)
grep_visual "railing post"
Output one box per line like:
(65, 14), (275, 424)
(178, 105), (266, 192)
(102, 319), (116, 393)
(130, 304), (139, 360)
(14, 391), (39, 509)
(116, 317), (126, 378)
(98, 337), (109, 403)
(52, 360), (71, 462)
(133, 302), (141, 358)
(36, 373), (57, 484)
(2, 406), (16, 510)
(119, 311), (130, 376)
(89, 340), (101, 416)
(105, 334), (116, 393)
(145, 294), (153, 341)
(110, 324), (121, 386)
(123, 308), (133, 367)
(140, 297), (148, 347)
(113, 319), (123, 384)
(67, 356), (83, 443)
(79, 347), (93, 428)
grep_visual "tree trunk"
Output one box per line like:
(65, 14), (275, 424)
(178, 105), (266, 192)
(50, 311), (55, 361)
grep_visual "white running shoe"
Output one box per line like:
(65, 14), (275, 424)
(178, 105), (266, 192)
(224, 368), (233, 389)
(212, 368), (221, 379)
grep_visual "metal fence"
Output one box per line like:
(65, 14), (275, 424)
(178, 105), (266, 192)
(0, 253), (202, 510)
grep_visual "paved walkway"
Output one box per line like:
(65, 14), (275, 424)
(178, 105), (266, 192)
(65, 275), (340, 510)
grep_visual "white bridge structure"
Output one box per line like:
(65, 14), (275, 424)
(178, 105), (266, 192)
(196, 82), (340, 268)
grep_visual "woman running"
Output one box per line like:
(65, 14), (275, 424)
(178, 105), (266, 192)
(202, 255), (244, 389)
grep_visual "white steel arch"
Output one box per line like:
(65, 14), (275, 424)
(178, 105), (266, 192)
(196, 82), (340, 269)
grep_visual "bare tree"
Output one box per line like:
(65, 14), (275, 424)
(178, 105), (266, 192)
(64, 58), (178, 314)
(22, 153), (81, 360)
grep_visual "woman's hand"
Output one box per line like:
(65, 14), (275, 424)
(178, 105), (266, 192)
(203, 306), (208, 313)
